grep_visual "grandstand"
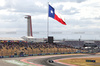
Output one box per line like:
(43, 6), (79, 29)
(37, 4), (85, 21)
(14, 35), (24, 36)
(0, 38), (99, 57)
(61, 40), (100, 48)
(0, 40), (82, 56)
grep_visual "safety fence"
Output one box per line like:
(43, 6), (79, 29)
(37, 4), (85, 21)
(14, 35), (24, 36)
(0, 47), (90, 58)
(0, 52), (90, 58)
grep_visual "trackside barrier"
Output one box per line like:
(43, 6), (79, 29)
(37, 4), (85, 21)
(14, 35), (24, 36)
(54, 53), (57, 54)
(74, 52), (77, 53)
(61, 53), (64, 54)
(50, 53), (54, 55)
(33, 54), (37, 56)
(80, 52), (84, 53)
(46, 53), (50, 55)
(0, 56), (3, 58)
(38, 54), (42, 55)
(86, 60), (96, 62)
(14, 55), (19, 57)
(24, 54), (29, 56)
(29, 54), (33, 56)
(0, 52), (94, 58)
(68, 52), (71, 54)
(42, 53), (46, 55)
(10, 55), (14, 58)
(71, 52), (73, 53)
(3, 56), (9, 58)
(20, 55), (24, 57)
(65, 52), (68, 54)
(56, 53), (60, 54)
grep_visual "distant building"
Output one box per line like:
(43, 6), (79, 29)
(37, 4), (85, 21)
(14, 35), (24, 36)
(25, 15), (33, 37)
(21, 36), (46, 42)
(24, 15), (47, 42)
(0, 37), (24, 41)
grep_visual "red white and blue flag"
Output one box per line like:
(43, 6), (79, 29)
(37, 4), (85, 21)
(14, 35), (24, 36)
(49, 4), (66, 25)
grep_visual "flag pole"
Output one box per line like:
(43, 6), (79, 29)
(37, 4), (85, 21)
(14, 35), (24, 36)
(47, 2), (49, 39)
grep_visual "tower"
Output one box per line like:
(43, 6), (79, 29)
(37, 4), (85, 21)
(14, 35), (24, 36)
(25, 15), (33, 37)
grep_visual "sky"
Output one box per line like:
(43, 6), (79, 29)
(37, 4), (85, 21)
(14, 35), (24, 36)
(0, 0), (100, 40)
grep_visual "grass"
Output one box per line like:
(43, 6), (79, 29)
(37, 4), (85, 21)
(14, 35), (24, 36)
(59, 57), (100, 66)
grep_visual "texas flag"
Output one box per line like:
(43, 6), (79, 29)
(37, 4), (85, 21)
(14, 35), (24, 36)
(49, 4), (66, 25)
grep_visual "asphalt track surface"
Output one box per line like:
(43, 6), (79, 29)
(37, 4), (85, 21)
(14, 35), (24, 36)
(0, 54), (100, 66)
(28, 54), (100, 66)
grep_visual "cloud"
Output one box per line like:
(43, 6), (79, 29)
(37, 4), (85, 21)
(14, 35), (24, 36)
(0, 0), (100, 39)
(52, 0), (100, 20)
(62, 7), (79, 15)
(1, 0), (47, 14)
(0, 0), (5, 7)
(48, 0), (86, 3)
(69, 0), (86, 3)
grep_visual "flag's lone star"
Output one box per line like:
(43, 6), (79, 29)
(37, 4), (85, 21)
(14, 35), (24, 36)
(51, 10), (53, 14)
